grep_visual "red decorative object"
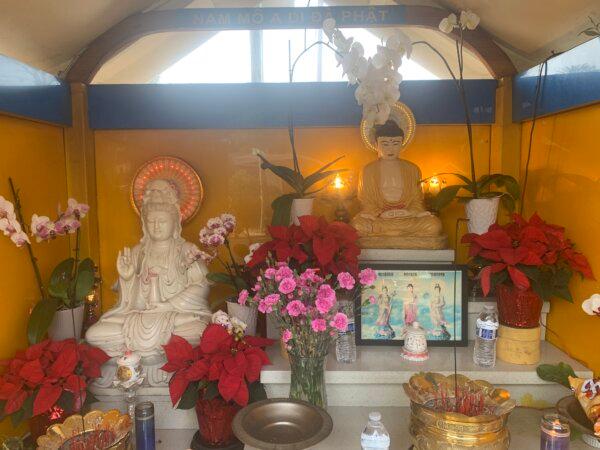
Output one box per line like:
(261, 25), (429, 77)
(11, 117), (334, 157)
(248, 215), (361, 277)
(195, 395), (241, 447)
(0, 339), (110, 427)
(462, 213), (594, 326)
(131, 156), (203, 223)
(28, 405), (69, 443)
(496, 284), (543, 328)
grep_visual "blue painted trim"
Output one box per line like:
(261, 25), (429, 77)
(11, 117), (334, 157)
(513, 37), (600, 122)
(0, 55), (71, 126)
(88, 80), (496, 129)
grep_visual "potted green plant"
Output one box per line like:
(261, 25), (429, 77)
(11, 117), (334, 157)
(1, 178), (96, 343)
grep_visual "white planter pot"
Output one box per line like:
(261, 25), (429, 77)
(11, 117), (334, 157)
(227, 301), (258, 336)
(465, 197), (501, 234)
(48, 305), (85, 341)
(290, 198), (314, 225)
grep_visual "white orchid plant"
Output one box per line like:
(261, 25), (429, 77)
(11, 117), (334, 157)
(324, 11), (519, 213)
(2, 178), (96, 344)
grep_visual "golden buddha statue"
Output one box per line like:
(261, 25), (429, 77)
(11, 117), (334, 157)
(352, 103), (447, 249)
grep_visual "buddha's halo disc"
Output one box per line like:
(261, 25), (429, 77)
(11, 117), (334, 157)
(131, 156), (203, 223)
(361, 102), (416, 153)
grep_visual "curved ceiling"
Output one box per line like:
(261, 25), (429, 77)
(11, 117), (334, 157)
(0, 0), (597, 78)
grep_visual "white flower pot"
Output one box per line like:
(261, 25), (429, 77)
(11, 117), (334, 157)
(48, 305), (85, 341)
(290, 198), (314, 225)
(227, 300), (258, 336)
(465, 197), (501, 234)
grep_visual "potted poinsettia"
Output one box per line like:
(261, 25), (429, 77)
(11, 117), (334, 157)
(0, 338), (110, 442)
(161, 312), (273, 448)
(462, 212), (594, 328)
(1, 178), (96, 343)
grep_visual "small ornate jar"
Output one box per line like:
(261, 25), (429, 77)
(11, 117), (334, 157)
(402, 322), (429, 362)
(116, 351), (143, 387)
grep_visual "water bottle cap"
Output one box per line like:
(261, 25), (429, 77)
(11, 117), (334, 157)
(369, 411), (381, 421)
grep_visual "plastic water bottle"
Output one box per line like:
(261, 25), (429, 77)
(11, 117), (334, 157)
(336, 300), (357, 363)
(361, 411), (390, 450)
(473, 304), (499, 367)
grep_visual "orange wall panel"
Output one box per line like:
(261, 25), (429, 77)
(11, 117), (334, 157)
(520, 103), (600, 374)
(0, 114), (69, 435)
(94, 124), (492, 310)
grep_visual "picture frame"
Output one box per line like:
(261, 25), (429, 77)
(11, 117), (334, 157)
(355, 263), (468, 347)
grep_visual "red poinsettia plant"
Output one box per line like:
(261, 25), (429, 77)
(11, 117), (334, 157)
(248, 215), (361, 278)
(161, 317), (274, 409)
(462, 213), (594, 301)
(0, 339), (110, 426)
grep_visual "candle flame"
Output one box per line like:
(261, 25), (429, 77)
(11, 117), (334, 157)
(429, 176), (440, 186)
(333, 174), (344, 190)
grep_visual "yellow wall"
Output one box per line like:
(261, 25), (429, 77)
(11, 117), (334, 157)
(520, 103), (600, 374)
(94, 124), (493, 309)
(0, 114), (69, 434)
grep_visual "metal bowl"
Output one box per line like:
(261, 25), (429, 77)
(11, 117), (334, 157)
(557, 395), (596, 434)
(232, 398), (333, 450)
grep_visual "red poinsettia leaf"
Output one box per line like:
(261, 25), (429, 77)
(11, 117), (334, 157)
(48, 345), (78, 379)
(185, 360), (209, 381)
(479, 250), (502, 262)
(244, 346), (271, 366)
(232, 380), (249, 407)
(160, 361), (183, 373)
(564, 249), (595, 279)
(313, 237), (337, 267)
(498, 248), (525, 266)
(25, 340), (49, 361)
(79, 344), (110, 366)
(217, 373), (242, 403)
(290, 245), (308, 264)
(34, 384), (63, 416)
(19, 359), (45, 385)
(168, 373), (190, 406)
(5, 390), (27, 415)
(273, 241), (293, 262)
(64, 374), (87, 394)
(244, 353), (262, 383)
(298, 215), (320, 238)
(223, 352), (246, 378)
(0, 381), (22, 400)
(200, 324), (232, 354)
(163, 335), (194, 365)
(474, 229), (513, 250)
(480, 266), (492, 296)
(507, 266), (530, 291)
(243, 336), (275, 349)
(208, 359), (225, 381)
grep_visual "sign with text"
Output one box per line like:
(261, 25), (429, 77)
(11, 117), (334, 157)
(179, 6), (405, 30)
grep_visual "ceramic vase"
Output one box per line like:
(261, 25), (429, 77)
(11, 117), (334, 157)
(495, 284), (543, 328)
(195, 396), (241, 447)
(290, 198), (314, 225)
(465, 197), (500, 234)
(226, 300), (258, 336)
(288, 349), (328, 409)
(48, 305), (85, 341)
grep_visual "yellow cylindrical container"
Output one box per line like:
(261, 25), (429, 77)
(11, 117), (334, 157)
(497, 325), (541, 365)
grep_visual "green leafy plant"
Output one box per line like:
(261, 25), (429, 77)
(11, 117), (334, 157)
(536, 362), (576, 388)
(425, 173), (521, 212)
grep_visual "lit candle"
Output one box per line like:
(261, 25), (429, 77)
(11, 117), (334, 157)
(429, 176), (441, 195)
(333, 173), (345, 191)
(540, 413), (570, 450)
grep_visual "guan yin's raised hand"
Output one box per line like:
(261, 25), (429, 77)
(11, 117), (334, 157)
(117, 247), (135, 280)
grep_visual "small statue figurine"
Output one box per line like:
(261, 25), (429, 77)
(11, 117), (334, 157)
(352, 104), (447, 249)
(86, 179), (212, 360)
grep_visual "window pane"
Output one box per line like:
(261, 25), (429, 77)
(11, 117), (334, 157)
(158, 30), (251, 83)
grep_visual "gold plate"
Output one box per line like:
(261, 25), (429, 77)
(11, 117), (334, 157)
(232, 398), (332, 450)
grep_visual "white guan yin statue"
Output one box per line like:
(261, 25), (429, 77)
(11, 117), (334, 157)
(86, 179), (211, 387)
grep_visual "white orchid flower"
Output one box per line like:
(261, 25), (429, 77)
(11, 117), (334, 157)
(322, 18), (336, 39)
(386, 31), (412, 59)
(460, 10), (480, 30)
(582, 294), (600, 316)
(31, 214), (56, 242)
(0, 196), (16, 222)
(439, 13), (458, 34)
(374, 103), (392, 125)
(332, 30), (353, 53)
(10, 230), (30, 247)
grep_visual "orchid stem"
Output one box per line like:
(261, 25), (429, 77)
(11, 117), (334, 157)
(8, 177), (46, 300)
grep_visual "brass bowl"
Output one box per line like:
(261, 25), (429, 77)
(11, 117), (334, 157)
(232, 398), (333, 450)
(36, 410), (132, 450)
(557, 395), (600, 443)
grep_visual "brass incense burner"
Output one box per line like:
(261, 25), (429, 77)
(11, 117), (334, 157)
(403, 373), (516, 450)
(36, 409), (132, 450)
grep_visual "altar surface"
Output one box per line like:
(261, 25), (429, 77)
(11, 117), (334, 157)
(155, 407), (591, 449)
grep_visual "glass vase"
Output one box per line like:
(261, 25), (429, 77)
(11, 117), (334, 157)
(496, 284), (543, 328)
(195, 395), (241, 447)
(288, 350), (328, 409)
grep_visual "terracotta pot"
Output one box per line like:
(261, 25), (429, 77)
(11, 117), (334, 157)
(226, 300), (258, 336)
(465, 197), (500, 234)
(195, 396), (241, 447)
(48, 305), (85, 341)
(28, 406), (69, 444)
(495, 284), (543, 328)
(290, 198), (314, 225)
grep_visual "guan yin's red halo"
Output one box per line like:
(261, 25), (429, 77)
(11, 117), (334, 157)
(131, 156), (204, 223)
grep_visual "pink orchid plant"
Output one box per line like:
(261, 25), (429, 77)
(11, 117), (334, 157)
(239, 262), (377, 357)
(1, 178), (96, 344)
